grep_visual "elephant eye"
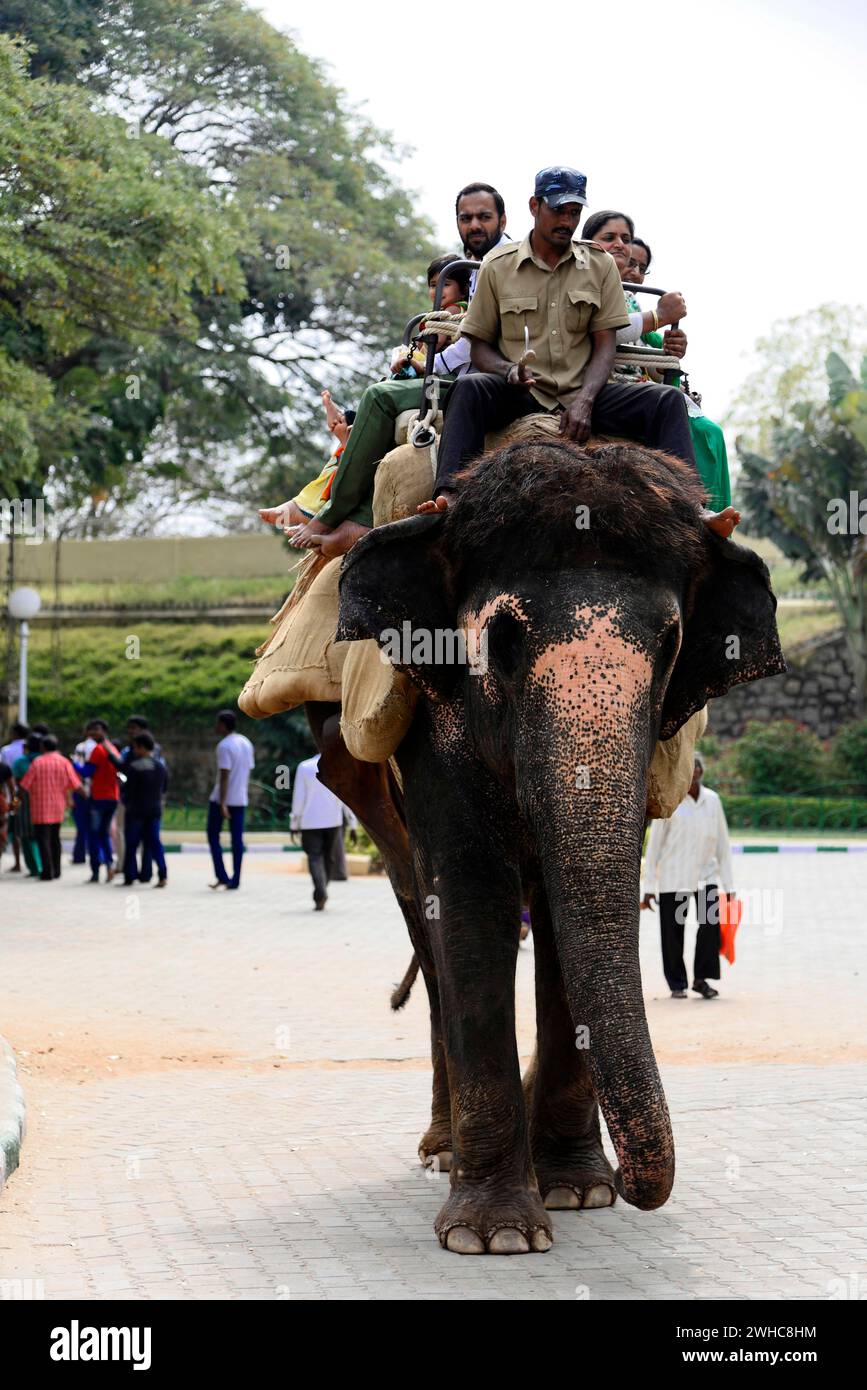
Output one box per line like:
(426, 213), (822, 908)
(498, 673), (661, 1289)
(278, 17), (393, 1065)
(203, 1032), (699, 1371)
(486, 610), (526, 677)
(660, 623), (681, 667)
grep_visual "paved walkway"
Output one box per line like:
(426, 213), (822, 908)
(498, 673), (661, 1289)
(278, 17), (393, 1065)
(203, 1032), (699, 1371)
(0, 853), (865, 1300)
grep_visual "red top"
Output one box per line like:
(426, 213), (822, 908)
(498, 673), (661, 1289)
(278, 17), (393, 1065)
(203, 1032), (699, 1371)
(89, 742), (120, 800)
(20, 752), (81, 824)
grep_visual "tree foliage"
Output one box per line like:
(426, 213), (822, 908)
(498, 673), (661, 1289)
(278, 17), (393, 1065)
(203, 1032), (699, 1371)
(0, 0), (436, 533)
(737, 350), (867, 708)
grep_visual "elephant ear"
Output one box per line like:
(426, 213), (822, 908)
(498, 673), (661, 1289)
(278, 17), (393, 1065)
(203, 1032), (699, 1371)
(336, 512), (458, 701)
(660, 532), (787, 740)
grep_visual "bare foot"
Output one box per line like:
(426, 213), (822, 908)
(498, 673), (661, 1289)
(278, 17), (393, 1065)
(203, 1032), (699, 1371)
(286, 518), (331, 548)
(308, 520), (370, 560)
(259, 500), (307, 531)
(702, 505), (741, 539)
(416, 493), (453, 515)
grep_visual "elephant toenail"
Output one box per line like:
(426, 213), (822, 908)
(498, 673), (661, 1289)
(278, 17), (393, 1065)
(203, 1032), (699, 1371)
(488, 1228), (530, 1255)
(531, 1229), (553, 1252)
(582, 1184), (615, 1208)
(544, 1186), (581, 1210)
(445, 1226), (485, 1255)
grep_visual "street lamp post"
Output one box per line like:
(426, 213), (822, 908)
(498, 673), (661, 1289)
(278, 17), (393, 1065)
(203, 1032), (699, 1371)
(8, 587), (41, 724)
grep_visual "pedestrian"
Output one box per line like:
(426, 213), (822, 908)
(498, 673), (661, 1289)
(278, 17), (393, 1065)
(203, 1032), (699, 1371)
(0, 761), (12, 860)
(122, 732), (169, 888)
(119, 716), (167, 883)
(83, 719), (122, 883)
(641, 755), (734, 999)
(0, 721), (29, 767)
(70, 738), (95, 864)
(2, 722), (30, 873)
(207, 710), (255, 891)
(290, 753), (356, 911)
(10, 733), (44, 877)
(18, 736), (81, 880)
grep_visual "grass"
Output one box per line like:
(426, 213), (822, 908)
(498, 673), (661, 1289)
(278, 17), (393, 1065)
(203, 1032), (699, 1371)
(39, 573), (294, 609)
(775, 602), (840, 652)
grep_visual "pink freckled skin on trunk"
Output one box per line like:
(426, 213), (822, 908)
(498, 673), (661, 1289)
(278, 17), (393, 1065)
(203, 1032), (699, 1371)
(529, 605), (655, 785)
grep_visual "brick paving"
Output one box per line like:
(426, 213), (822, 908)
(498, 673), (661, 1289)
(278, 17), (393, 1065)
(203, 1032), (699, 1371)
(1, 852), (866, 1300)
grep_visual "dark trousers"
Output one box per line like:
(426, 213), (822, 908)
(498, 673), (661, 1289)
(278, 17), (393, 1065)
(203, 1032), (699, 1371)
(125, 815), (167, 882)
(35, 822), (62, 880)
(71, 792), (89, 863)
(659, 884), (721, 991)
(88, 799), (117, 875)
(301, 827), (341, 905)
(434, 372), (697, 495)
(207, 801), (246, 887)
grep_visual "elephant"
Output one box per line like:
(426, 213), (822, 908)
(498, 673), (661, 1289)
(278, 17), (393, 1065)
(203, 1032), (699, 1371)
(313, 436), (785, 1256)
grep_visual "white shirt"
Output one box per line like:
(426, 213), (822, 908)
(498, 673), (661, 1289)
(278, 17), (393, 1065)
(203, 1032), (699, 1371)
(290, 755), (356, 831)
(1, 739), (25, 766)
(643, 785), (734, 895)
(435, 233), (510, 377)
(210, 732), (255, 806)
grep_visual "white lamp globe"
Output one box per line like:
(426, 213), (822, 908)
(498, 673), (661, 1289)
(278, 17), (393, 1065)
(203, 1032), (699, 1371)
(8, 587), (41, 621)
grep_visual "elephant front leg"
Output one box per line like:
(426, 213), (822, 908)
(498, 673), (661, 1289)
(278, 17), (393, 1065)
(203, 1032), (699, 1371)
(523, 885), (617, 1212)
(428, 876), (552, 1255)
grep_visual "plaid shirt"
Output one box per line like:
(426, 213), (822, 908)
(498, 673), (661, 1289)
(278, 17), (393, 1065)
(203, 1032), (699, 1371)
(19, 752), (81, 825)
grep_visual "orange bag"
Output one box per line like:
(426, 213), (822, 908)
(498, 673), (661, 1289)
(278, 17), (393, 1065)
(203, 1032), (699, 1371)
(719, 894), (742, 965)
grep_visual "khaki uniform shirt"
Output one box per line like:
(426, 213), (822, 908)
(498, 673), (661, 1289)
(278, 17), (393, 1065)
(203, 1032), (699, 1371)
(459, 235), (629, 409)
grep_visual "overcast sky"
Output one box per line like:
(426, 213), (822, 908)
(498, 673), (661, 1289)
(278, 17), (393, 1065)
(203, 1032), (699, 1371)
(261, 0), (863, 422)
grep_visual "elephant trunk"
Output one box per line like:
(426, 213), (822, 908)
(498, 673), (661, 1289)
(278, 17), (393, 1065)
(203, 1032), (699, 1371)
(523, 742), (674, 1211)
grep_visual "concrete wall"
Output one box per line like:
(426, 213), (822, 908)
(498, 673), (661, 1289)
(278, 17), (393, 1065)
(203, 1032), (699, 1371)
(0, 533), (288, 584)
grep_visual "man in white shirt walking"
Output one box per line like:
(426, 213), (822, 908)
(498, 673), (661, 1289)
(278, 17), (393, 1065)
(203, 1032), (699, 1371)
(290, 754), (356, 911)
(641, 755), (734, 999)
(207, 709), (255, 891)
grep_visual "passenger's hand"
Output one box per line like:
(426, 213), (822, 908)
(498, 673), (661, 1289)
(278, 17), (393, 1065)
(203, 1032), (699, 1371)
(220, 802), (229, 821)
(658, 291), (686, 326)
(559, 395), (593, 443)
(640, 894), (657, 911)
(506, 361), (537, 389)
(663, 328), (687, 359)
(349, 829), (358, 846)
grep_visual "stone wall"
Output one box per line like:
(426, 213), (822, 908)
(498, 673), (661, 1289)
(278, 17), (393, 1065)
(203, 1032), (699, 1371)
(706, 630), (860, 740)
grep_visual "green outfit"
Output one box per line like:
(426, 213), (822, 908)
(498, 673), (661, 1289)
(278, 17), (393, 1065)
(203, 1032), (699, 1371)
(315, 376), (455, 529)
(12, 752), (41, 876)
(688, 413), (732, 511)
(620, 291), (732, 510)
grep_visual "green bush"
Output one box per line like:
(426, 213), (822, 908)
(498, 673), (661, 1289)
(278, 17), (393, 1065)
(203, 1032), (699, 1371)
(731, 719), (829, 795)
(831, 718), (867, 795)
(722, 794), (867, 830)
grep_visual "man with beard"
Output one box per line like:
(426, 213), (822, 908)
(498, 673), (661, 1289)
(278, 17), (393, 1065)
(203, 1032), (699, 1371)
(276, 183), (508, 558)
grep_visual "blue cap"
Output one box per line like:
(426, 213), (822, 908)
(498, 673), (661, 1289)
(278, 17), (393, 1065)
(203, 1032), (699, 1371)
(534, 166), (588, 208)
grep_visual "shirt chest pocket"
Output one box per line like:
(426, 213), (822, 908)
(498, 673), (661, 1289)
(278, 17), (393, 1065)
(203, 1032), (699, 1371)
(500, 295), (540, 342)
(564, 287), (601, 335)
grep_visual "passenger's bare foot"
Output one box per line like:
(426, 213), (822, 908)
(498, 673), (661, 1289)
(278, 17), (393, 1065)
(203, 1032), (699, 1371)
(259, 500), (307, 531)
(702, 506), (741, 539)
(308, 520), (370, 560)
(416, 492), (453, 515)
(286, 517), (330, 548)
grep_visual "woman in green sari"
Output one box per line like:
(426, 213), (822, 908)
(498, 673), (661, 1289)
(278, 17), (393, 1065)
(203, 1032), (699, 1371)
(582, 210), (734, 514)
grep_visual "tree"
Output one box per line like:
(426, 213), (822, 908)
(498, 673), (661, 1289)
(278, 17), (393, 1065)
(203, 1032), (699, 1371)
(0, 1), (437, 534)
(726, 303), (867, 454)
(737, 351), (867, 710)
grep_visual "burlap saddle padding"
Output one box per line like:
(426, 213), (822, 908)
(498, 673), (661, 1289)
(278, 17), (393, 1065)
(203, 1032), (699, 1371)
(238, 413), (706, 817)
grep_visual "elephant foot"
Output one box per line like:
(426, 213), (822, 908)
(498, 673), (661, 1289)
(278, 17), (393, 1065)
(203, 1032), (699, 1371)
(435, 1184), (553, 1256)
(534, 1142), (618, 1213)
(418, 1124), (453, 1173)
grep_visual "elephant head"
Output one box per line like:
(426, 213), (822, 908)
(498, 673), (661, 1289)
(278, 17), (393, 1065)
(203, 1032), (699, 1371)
(337, 438), (785, 1210)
